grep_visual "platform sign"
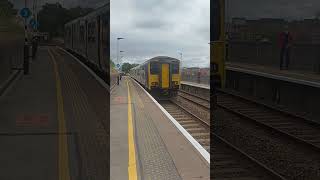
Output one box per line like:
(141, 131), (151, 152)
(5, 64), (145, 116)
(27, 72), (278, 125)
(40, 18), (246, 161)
(29, 19), (39, 29)
(20, 8), (31, 18)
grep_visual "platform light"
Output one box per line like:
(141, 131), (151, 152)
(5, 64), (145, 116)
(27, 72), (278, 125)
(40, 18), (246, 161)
(117, 37), (125, 64)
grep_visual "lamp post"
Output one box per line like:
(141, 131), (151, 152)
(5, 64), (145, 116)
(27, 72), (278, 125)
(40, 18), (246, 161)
(119, 50), (125, 65)
(117, 37), (124, 65)
(24, 0), (29, 75)
(178, 52), (182, 61)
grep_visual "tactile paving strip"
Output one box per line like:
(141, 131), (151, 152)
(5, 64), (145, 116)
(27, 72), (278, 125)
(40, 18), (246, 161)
(53, 49), (109, 180)
(129, 80), (182, 180)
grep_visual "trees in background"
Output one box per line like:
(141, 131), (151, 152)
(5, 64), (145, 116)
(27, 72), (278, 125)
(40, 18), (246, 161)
(0, 0), (15, 17)
(121, 63), (139, 73)
(38, 3), (93, 37)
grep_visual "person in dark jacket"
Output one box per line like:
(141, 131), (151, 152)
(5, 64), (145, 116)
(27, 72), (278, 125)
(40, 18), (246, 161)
(32, 36), (38, 59)
(279, 25), (293, 70)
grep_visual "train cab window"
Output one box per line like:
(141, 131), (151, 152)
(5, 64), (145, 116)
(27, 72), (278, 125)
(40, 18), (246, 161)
(172, 64), (179, 74)
(150, 62), (160, 74)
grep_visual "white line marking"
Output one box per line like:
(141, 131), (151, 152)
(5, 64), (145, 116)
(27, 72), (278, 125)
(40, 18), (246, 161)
(130, 77), (210, 164)
(57, 46), (110, 92)
(227, 66), (320, 88)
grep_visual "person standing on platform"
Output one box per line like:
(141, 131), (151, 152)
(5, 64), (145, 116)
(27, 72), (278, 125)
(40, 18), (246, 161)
(279, 25), (293, 70)
(31, 36), (38, 59)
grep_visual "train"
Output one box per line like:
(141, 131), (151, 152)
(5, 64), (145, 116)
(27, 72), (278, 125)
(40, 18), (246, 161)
(129, 56), (181, 96)
(64, 3), (111, 85)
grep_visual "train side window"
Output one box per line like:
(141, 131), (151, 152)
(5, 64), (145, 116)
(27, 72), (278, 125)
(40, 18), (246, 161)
(172, 64), (179, 74)
(80, 25), (85, 42)
(88, 22), (96, 42)
(150, 62), (160, 74)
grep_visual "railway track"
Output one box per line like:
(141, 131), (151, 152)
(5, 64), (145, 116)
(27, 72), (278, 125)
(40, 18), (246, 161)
(216, 89), (320, 152)
(160, 88), (285, 179)
(177, 89), (210, 109)
(212, 134), (286, 180)
(159, 100), (210, 152)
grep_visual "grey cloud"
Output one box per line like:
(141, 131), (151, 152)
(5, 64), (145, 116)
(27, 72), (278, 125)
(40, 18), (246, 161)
(135, 19), (168, 29)
(111, 0), (210, 67)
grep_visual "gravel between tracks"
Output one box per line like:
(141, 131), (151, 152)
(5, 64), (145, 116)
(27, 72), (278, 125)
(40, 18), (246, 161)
(214, 108), (320, 179)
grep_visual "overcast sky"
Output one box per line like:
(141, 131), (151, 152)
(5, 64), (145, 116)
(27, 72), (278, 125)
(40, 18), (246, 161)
(111, 0), (210, 68)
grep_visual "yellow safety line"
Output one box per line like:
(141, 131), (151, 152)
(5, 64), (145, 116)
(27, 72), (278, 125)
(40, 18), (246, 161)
(48, 48), (71, 180)
(127, 80), (138, 180)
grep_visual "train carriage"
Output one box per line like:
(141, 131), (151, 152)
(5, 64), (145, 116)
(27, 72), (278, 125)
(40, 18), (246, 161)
(64, 3), (110, 84)
(130, 56), (180, 96)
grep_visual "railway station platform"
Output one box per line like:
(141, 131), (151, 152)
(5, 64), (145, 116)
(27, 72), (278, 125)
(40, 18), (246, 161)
(226, 62), (320, 88)
(0, 46), (109, 179)
(110, 77), (210, 180)
(225, 61), (320, 120)
(181, 81), (210, 90)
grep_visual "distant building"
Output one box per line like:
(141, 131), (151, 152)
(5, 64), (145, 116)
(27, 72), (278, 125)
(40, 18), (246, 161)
(228, 17), (320, 44)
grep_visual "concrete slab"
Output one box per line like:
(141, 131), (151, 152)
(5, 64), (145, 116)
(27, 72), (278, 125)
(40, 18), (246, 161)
(0, 46), (110, 179)
(0, 47), (62, 179)
(110, 78), (129, 180)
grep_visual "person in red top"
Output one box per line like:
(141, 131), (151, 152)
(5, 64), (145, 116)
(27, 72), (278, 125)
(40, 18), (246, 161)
(279, 25), (293, 70)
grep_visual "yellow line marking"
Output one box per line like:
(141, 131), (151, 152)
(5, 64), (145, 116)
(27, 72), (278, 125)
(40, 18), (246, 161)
(127, 79), (138, 180)
(48, 48), (71, 180)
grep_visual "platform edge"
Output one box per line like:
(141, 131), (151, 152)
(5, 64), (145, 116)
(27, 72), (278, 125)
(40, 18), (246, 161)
(57, 46), (110, 92)
(130, 77), (210, 164)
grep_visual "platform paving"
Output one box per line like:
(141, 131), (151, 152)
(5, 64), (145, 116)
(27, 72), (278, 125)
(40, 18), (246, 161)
(110, 78), (130, 180)
(0, 46), (109, 180)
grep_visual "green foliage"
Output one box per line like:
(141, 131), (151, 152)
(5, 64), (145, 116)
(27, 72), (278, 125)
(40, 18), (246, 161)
(110, 59), (115, 68)
(121, 63), (139, 73)
(0, 0), (14, 17)
(38, 3), (93, 37)
(0, 1), (23, 34)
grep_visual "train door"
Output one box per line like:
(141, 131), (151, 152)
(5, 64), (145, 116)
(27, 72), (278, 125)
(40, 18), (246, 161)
(161, 64), (170, 88)
(72, 24), (74, 49)
(85, 20), (88, 58)
(97, 16), (102, 69)
(145, 64), (148, 87)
